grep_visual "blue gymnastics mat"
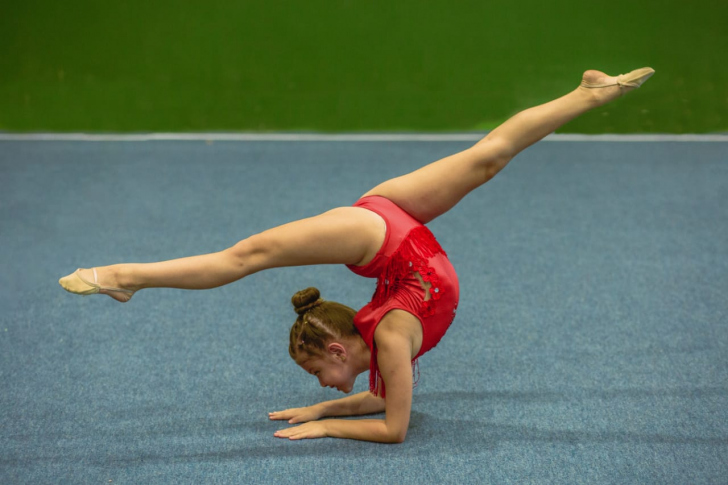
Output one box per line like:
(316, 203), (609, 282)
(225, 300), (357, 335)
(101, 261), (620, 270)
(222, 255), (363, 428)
(1, 138), (726, 484)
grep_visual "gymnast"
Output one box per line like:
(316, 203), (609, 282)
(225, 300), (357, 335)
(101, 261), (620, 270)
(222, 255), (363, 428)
(60, 68), (654, 443)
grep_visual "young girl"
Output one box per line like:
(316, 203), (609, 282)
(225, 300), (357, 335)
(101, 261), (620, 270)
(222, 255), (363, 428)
(60, 68), (654, 443)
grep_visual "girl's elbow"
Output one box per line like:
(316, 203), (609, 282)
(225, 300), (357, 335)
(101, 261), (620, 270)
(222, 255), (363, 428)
(387, 427), (408, 444)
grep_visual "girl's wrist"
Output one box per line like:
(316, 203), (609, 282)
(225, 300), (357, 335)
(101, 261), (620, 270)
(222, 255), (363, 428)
(322, 419), (333, 438)
(313, 401), (328, 418)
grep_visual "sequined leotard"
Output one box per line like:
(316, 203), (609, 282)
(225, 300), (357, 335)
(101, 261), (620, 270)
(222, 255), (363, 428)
(346, 196), (459, 397)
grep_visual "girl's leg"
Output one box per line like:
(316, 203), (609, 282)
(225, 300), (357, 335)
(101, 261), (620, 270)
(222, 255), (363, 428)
(363, 69), (649, 224)
(62, 207), (386, 302)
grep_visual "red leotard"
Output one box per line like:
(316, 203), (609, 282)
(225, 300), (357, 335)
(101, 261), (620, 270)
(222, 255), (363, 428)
(346, 196), (459, 397)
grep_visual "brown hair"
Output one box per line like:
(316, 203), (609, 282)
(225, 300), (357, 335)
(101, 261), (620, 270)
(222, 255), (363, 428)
(289, 287), (359, 360)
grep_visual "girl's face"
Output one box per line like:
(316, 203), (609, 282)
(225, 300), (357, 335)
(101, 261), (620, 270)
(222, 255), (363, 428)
(299, 347), (358, 393)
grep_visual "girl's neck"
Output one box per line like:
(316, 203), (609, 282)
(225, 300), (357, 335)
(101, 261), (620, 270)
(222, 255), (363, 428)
(350, 337), (372, 376)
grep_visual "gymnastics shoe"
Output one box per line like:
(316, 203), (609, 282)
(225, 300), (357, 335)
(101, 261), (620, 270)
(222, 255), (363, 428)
(580, 67), (655, 95)
(59, 268), (135, 302)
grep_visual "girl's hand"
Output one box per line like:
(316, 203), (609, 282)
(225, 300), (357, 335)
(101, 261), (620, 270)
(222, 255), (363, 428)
(274, 421), (329, 440)
(268, 404), (324, 424)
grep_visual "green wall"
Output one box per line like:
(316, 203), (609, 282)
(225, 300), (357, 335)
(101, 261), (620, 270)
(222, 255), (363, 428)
(1, 0), (726, 133)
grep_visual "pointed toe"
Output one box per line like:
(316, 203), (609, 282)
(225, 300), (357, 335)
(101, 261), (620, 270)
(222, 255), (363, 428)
(616, 67), (655, 89)
(58, 268), (135, 300)
(580, 67), (655, 94)
(59, 269), (100, 296)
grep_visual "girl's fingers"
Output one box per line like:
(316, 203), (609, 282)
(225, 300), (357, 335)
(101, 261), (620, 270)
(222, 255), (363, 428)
(274, 428), (293, 439)
(275, 430), (304, 440)
(274, 422), (325, 440)
(269, 408), (303, 419)
(269, 411), (302, 423)
(269, 410), (292, 417)
(275, 424), (302, 439)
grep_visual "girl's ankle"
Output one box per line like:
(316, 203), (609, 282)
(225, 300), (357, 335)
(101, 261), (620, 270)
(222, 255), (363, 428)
(113, 264), (139, 291)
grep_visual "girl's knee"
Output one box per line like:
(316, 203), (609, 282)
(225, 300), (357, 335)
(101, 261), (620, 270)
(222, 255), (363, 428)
(472, 138), (514, 162)
(227, 235), (273, 275)
(469, 141), (514, 180)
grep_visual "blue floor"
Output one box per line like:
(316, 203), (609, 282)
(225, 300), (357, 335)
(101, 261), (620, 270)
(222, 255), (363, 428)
(1, 139), (727, 484)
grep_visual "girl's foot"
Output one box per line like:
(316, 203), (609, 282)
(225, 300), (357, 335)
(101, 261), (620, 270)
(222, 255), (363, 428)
(59, 266), (136, 303)
(578, 68), (655, 106)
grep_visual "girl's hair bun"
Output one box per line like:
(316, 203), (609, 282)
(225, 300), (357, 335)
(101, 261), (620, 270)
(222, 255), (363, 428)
(292, 287), (323, 315)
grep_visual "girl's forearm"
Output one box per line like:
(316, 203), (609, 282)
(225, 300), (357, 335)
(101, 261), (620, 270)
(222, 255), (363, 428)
(325, 418), (404, 443)
(320, 391), (385, 418)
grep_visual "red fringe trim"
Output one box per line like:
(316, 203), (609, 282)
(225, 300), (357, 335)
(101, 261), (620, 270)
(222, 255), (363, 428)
(368, 226), (447, 397)
(370, 349), (382, 397)
(370, 226), (447, 311)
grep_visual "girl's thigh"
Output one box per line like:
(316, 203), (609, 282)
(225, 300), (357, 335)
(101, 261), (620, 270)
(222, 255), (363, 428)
(361, 142), (509, 224)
